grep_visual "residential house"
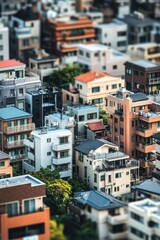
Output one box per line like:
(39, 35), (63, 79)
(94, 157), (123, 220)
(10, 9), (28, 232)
(95, 19), (128, 52)
(0, 59), (41, 110)
(107, 88), (159, 178)
(0, 174), (50, 240)
(77, 44), (129, 77)
(23, 126), (73, 179)
(0, 106), (35, 162)
(0, 151), (12, 179)
(69, 190), (128, 240)
(128, 198), (160, 240)
(75, 139), (139, 197)
(0, 19), (9, 60)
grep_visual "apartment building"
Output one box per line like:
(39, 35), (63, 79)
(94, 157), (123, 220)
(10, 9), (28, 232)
(77, 44), (129, 77)
(107, 87), (159, 178)
(0, 106), (35, 161)
(152, 132), (160, 182)
(25, 88), (62, 128)
(96, 19), (128, 52)
(48, 15), (95, 65)
(124, 60), (160, 95)
(67, 71), (124, 108)
(128, 198), (160, 240)
(9, 5), (40, 65)
(0, 59), (41, 110)
(75, 139), (139, 197)
(23, 126), (72, 179)
(85, 12), (103, 25)
(128, 42), (160, 62)
(69, 190), (128, 240)
(0, 174), (50, 240)
(0, 151), (12, 179)
(0, 20), (9, 60)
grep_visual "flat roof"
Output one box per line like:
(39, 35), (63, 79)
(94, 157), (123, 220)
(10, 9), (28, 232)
(79, 43), (108, 51)
(0, 174), (45, 189)
(0, 107), (32, 120)
(130, 93), (149, 102)
(69, 104), (98, 110)
(97, 19), (127, 28)
(126, 60), (160, 68)
(0, 59), (25, 69)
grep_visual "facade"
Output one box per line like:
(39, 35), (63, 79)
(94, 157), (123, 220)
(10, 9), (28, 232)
(0, 20), (9, 60)
(84, 12), (104, 25)
(0, 59), (41, 110)
(0, 106), (35, 161)
(0, 151), (12, 179)
(76, 0), (94, 12)
(124, 60), (160, 94)
(107, 88), (159, 178)
(152, 132), (160, 182)
(23, 127), (73, 179)
(96, 19), (128, 52)
(9, 5), (40, 64)
(48, 15), (95, 65)
(75, 139), (139, 197)
(0, 174), (50, 240)
(128, 198), (160, 240)
(69, 190), (128, 240)
(77, 44), (129, 77)
(25, 88), (62, 128)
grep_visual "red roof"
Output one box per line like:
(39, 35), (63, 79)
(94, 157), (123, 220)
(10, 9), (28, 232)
(0, 59), (24, 69)
(87, 121), (106, 131)
(75, 71), (112, 83)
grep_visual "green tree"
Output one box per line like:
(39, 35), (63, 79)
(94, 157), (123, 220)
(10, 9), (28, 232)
(47, 64), (82, 89)
(31, 167), (60, 184)
(75, 219), (98, 240)
(99, 109), (109, 125)
(50, 219), (67, 240)
(68, 174), (89, 194)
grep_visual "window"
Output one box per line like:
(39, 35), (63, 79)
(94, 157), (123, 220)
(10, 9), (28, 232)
(92, 86), (100, 93)
(0, 45), (3, 51)
(106, 85), (109, 90)
(0, 55), (3, 60)
(87, 205), (91, 213)
(94, 52), (99, 57)
(0, 161), (5, 166)
(87, 113), (97, 120)
(79, 152), (83, 162)
(79, 115), (84, 121)
(92, 98), (103, 104)
(134, 70), (139, 75)
(24, 199), (35, 213)
(47, 138), (51, 143)
(19, 88), (23, 95)
(113, 65), (117, 70)
(23, 39), (29, 46)
(114, 118), (118, 123)
(130, 227), (144, 238)
(94, 173), (97, 183)
(7, 202), (18, 216)
(100, 187), (105, 192)
(0, 34), (2, 40)
(60, 150), (69, 158)
(126, 172), (129, 175)
(100, 175), (105, 181)
(117, 41), (126, 47)
(79, 50), (84, 55)
(117, 31), (126, 36)
(47, 152), (51, 156)
(115, 172), (121, 178)
(131, 212), (144, 223)
(86, 52), (90, 58)
(108, 175), (111, 183)
(84, 166), (87, 178)
(10, 89), (15, 96)
(112, 84), (117, 89)
(59, 136), (68, 144)
(120, 128), (124, 135)
(126, 184), (129, 188)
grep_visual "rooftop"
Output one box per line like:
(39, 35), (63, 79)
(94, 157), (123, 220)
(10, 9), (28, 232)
(131, 179), (160, 195)
(152, 132), (160, 140)
(129, 93), (149, 102)
(68, 104), (98, 110)
(97, 19), (127, 28)
(0, 107), (32, 120)
(79, 43), (108, 51)
(0, 174), (45, 189)
(125, 60), (160, 69)
(0, 151), (10, 161)
(75, 71), (112, 83)
(122, 13), (155, 26)
(14, 6), (39, 21)
(0, 59), (25, 69)
(87, 121), (106, 131)
(74, 190), (126, 210)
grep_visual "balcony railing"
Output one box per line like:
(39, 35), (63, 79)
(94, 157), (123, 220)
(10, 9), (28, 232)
(4, 123), (35, 134)
(4, 140), (24, 148)
(107, 214), (128, 225)
(148, 77), (160, 85)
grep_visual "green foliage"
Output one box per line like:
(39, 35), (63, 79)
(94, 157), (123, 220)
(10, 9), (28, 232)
(12, 162), (22, 176)
(47, 64), (82, 89)
(68, 174), (89, 194)
(50, 219), (67, 240)
(99, 109), (109, 125)
(75, 219), (98, 240)
(31, 167), (60, 184)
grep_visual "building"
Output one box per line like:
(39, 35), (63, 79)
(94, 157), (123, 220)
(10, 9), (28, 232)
(124, 60), (160, 94)
(25, 88), (62, 128)
(76, 0), (94, 12)
(84, 12), (104, 25)
(69, 190), (128, 240)
(0, 174), (50, 240)
(107, 88), (159, 178)
(0, 106), (35, 161)
(9, 5), (40, 65)
(65, 71), (124, 107)
(0, 59), (41, 110)
(0, 19), (9, 60)
(48, 15), (96, 65)
(95, 19), (128, 52)
(128, 198), (160, 240)
(128, 42), (160, 62)
(75, 139), (139, 197)
(23, 127), (73, 179)
(152, 132), (160, 182)
(29, 49), (60, 84)
(0, 151), (12, 179)
(77, 44), (129, 77)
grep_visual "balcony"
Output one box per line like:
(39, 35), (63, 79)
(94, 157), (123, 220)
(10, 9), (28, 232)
(148, 77), (160, 85)
(136, 143), (156, 153)
(139, 111), (160, 123)
(4, 123), (35, 134)
(108, 230), (128, 240)
(52, 156), (71, 165)
(4, 140), (24, 149)
(52, 142), (70, 151)
(60, 169), (72, 178)
(24, 138), (34, 149)
(107, 214), (128, 225)
(135, 126), (155, 137)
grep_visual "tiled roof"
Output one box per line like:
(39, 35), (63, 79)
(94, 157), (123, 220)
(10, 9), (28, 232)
(75, 71), (112, 83)
(0, 59), (24, 69)
(0, 151), (10, 160)
(87, 121), (106, 131)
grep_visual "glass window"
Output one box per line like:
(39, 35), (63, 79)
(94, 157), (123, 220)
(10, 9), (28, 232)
(94, 173), (97, 183)
(24, 199), (35, 213)
(7, 202), (18, 216)
(60, 150), (69, 158)
(87, 113), (97, 120)
(59, 136), (68, 144)
(0, 161), (5, 166)
(92, 86), (100, 93)
(47, 138), (51, 143)
(79, 115), (84, 121)
(100, 175), (105, 181)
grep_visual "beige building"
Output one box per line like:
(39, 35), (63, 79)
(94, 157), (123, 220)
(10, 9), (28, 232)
(76, 0), (94, 12)
(0, 151), (12, 179)
(63, 71), (125, 109)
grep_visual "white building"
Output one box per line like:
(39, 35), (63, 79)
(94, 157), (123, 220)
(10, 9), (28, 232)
(0, 20), (9, 60)
(96, 19), (128, 52)
(85, 12), (104, 25)
(75, 139), (139, 197)
(78, 44), (129, 77)
(23, 127), (73, 179)
(128, 198), (160, 240)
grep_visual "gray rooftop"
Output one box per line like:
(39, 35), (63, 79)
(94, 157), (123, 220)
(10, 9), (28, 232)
(131, 180), (160, 195)
(75, 190), (126, 210)
(0, 151), (10, 160)
(126, 60), (160, 68)
(0, 107), (32, 120)
(121, 14), (155, 26)
(152, 132), (160, 140)
(130, 93), (149, 102)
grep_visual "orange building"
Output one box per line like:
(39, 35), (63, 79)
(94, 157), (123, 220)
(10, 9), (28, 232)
(0, 174), (50, 240)
(107, 88), (160, 178)
(0, 151), (12, 179)
(48, 15), (95, 64)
